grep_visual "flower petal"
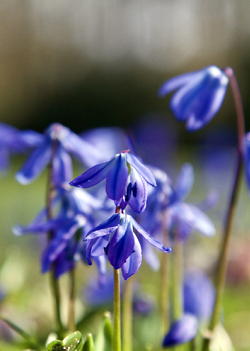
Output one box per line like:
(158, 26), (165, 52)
(52, 145), (73, 186)
(126, 153), (156, 186)
(187, 204), (216, 237)
(174, 163), (194, 202)
(158, 71), (198, 98)
(107, 215), (135, 269)
(85, 213), (121, 240)
(69, 157), (116, 188)
(130, 216), (171, 253)
(127, 168), (148, 213)
(121, 234), (142, 280)
(162, 314), (198, 347)
(106, 153), (128, 204)
(15, 138), (52, 184)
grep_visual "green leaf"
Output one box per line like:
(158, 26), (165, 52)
(83, 333), (95, 351)
(0, 316), (42, 351)
(46, 340), (64, 351)
(95, 312), (113, 351)
(62, 331), (83, 351)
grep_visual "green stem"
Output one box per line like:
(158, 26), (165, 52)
(47, 143), (63, 337)
(122, 275), (134, 351)
(113, 268), (121, 351)
(172, 238), (183, 320)
(160, 228), (169, 334)
(202, 67), (245, 351)
(68, 268), (76, 332)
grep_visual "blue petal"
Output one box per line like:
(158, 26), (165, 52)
(140, 240), (160, 271)
(15, 138), (52, 184)
(130, 216), (171, 253)
(162, 314), (198, 347)
(127, 168), (147, 213)
(52, 145), (73, 186)
(174, 163), (194, 202)
(85, 213), (121, 240)
(121, 234), (142, 280)
(244, 133), (250, 195)
(107, 215), (135, 269)
(187, 204), (216, 237)
(63, 129), (104, 167)
(106, 153), (128, 204)
(158, 71), (199, 97)
(126, 153), (156, 186)
(69, 156), (116, 188)
(0, 147), (9, 172)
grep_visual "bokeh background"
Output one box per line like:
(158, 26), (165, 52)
(1, 1), (250, 350)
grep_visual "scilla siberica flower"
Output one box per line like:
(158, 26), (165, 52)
(162, 314), (198, 347)
(244, 132), (250, 194)
(158, 66), (229, 130)
(15, 123), (102, 186)
(84, 212), (171, 280)
(70, 150), (157, 213)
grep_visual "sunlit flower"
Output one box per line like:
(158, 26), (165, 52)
(84, 212), (171, 279)
(70, 151), (156, 213)
(159, 66), (229, 130)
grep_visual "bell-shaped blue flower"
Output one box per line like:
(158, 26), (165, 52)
(159, 66), (229, 131)
(70, 151), (156, 213)
(15, 123), (103, 185)
(84, 213), (171, 279)
(162, 314), (198, 347)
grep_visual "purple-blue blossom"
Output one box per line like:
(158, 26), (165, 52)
(70, 151), (156, 213)
(0, 122), (42, 173)
(15, 123), (103, 186)
(244, 132), (250, 195)
(159, 66), (229, 131)
(84, 213), (171, 280)
(162, 314), (198, 347)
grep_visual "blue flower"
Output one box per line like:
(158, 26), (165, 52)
(167, 163), (216, 240)
(162, 314), (198, 347)
(244, 133), (250, 194)
(15, 123), (103, 185)
(0, 122), (42, 173)
(84, 213), (171, 279)
(159, 66), (229, 131)
(70, 151), (156, 213)
(184, 271), (215, 322)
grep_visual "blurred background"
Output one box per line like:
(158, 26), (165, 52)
(1, 1), (250, 350)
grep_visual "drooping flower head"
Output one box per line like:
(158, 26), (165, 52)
(84, 212), (171, 280)
(15, 123), (103, 186)
(158, 66), (229, 131)
(0, 122), (42, 173)
(70, 151), (157, 213)
(162, 314), (198, 348)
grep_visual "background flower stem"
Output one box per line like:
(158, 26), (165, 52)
(68, 267), (76, 332)
(160, 228), (169, 335)
(202, 67), (245, 351)
(47, 143), (64, 337)
(122, 274), (134, 351)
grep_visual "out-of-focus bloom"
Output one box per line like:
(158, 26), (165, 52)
(84, 213), (171, 280)
(184, 271), (215, 322)
(0, 122), (42, 173)
(13, 186), (106, 278)
(70, 151), (156, 213)
(162, 314), (198, 347)
(167, 163), (216, 241)
(159, 66), (229, 131)
(244, 133), (250, 194)
(15, 123), (102, 185)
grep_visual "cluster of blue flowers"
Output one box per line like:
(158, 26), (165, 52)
(2, 63), (247, 350)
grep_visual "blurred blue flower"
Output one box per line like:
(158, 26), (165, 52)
(85, 213), (171, 279)
(0, 122), (42, 173)
(162, 314), (198, 347)
(159, 66), (229, 130)
(167, 163), (216, 241)
(15, 123), (102, 185)
(244, 132), (250, 194)
(70, 151), (156, 213)
(184, 271), (215, 322)
(13, 186), (107, 278)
